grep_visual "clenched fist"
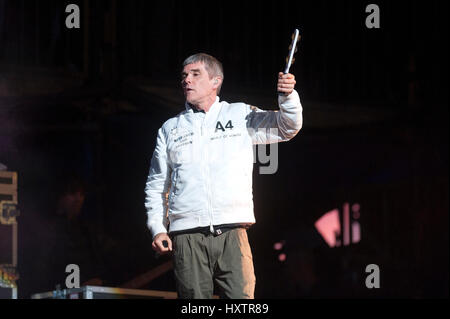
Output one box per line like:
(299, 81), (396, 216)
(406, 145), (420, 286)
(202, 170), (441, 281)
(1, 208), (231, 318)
(277, 72), (296, 95)
(152, 232), (173, 255)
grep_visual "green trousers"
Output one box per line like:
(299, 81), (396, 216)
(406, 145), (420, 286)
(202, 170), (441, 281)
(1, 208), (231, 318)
(172, 228), (256, 299)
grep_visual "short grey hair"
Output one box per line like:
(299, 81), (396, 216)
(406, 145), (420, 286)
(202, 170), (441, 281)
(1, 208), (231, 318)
(182, 53), (224, 94)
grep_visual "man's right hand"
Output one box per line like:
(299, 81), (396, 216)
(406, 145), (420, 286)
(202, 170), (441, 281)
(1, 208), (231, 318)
(152, 233), (173, 254)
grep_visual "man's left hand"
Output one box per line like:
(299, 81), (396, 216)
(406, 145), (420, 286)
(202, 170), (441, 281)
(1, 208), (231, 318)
(277, 72), (296, 95)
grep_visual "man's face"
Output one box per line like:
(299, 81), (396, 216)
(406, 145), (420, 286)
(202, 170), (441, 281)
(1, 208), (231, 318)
(181, 61), (217, 105)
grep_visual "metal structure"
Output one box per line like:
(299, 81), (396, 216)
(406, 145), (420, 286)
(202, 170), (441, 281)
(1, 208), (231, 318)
(0, 171), (19, 299)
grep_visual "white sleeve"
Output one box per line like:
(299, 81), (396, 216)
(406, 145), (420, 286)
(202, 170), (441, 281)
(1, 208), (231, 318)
(246, 90), (303, 144)
(144, 128), (172, 238)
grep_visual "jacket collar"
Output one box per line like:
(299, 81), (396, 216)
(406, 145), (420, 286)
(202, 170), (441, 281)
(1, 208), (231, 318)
(185, 96), (220, 114)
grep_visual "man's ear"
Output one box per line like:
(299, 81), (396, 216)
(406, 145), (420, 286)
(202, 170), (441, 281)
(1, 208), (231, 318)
(213, 77), (222, 88)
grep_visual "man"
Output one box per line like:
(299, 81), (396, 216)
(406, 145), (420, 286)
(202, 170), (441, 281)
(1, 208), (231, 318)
(145, 53), (302, 299)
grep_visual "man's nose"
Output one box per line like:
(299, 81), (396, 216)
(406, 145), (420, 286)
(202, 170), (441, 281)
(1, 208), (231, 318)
(183, 74), (193, 85)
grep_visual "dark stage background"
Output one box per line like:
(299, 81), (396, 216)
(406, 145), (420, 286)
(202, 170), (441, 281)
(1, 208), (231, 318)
(0, 0), (448, 299)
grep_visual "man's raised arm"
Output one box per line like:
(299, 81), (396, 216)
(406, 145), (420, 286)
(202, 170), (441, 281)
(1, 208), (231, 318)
(246, 72), (303, 144)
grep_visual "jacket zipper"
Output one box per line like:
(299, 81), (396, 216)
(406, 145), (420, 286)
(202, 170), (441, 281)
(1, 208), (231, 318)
(200, 115), (214, 234)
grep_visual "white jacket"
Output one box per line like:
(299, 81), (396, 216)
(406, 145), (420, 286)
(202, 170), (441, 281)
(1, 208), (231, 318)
(145, 90), (303, 238)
